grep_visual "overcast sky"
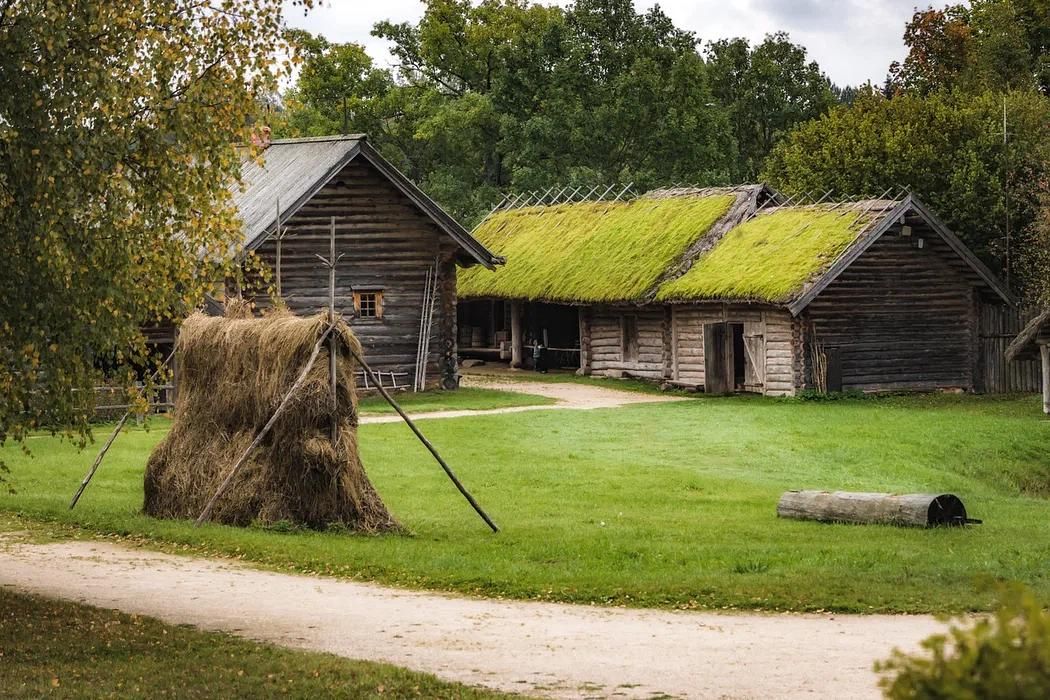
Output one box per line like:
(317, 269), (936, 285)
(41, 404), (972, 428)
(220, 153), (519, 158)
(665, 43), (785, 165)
(284, 0), (926, 88)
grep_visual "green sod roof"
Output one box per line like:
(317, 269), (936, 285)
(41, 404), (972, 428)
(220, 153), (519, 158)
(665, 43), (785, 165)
(458, 195), (736, 303)
(655, 207), (875, 303)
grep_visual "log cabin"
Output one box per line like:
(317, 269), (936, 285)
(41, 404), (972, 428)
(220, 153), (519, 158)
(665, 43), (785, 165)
(457, 187), (1014, 395)
(230, 135), (502, 390)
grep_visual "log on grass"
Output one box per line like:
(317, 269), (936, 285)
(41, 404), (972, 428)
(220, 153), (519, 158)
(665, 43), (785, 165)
(776, 490), (977, 527)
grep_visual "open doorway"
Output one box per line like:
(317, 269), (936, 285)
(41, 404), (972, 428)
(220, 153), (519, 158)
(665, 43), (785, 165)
(704, 321), (765, 394)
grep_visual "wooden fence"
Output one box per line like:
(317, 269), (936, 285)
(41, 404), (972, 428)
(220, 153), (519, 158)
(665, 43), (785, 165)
(978, 304), (1042, 393)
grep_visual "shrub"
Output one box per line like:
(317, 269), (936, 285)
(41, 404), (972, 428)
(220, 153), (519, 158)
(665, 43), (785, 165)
(877, 583), (1050, 699)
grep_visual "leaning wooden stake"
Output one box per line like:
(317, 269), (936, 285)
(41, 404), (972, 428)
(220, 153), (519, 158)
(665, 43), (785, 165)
(347, 344), (500, 533)
(70, 348), (176, 510)
(195, 324), (333, 526)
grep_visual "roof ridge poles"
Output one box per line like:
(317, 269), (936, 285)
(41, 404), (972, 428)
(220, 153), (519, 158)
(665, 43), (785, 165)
(844, 188), (897, 229)
(195, 322), (337, 526)
(612, 182), (634, 203)
(69, 348), (177, 510)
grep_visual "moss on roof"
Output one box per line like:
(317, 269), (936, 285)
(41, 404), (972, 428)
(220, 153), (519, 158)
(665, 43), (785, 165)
(458, 195), (735, 303)
(655, 207), (874, 303)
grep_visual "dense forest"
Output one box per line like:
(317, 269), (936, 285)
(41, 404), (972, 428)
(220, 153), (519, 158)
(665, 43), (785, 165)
(271, 0), (1049, 299)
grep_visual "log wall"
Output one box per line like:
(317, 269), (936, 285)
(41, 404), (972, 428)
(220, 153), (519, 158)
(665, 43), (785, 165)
(248, 158), (459, 388)
(580, 302), (795, 395)
(802, 225), (983, 392)
(669, 304), (795, 396)
(588, 307), (667, 380)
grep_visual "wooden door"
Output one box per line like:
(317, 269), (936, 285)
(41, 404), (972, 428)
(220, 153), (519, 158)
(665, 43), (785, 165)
(743, 322), (766, 392)
(704, 322), (730, 394)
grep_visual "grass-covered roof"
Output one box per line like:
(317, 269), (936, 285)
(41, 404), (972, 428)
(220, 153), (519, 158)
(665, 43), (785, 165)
(458, 195), (736, 303)
(656, 206), (876, 303)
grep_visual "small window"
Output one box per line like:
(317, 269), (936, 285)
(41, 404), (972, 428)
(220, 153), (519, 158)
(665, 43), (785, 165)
(354, 290), (383, 319)
(621, 314), (639, 363)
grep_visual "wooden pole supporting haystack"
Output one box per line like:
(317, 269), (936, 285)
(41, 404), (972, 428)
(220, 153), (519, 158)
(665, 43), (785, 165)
(777, 490), (978, 527)
(70, 348), (176, 510)
(195, 324), (334, 526)
(313, 217), (344, 443)
(328, 217), (339, 442)
(347, 343), (500, 533)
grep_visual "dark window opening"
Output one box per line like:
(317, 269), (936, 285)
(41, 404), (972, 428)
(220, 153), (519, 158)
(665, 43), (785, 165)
(731, 323), (746, 390)
(621, 315), (639, 363)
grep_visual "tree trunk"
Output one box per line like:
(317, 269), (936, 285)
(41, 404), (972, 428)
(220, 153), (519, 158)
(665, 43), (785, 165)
(776, 490), (972, 527)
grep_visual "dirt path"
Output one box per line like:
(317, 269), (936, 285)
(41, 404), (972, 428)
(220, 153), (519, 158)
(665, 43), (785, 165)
(0, 537), (942, 699)
(361, 376), (684, 425)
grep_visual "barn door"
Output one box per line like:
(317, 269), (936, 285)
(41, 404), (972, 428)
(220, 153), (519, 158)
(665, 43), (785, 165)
(703, 322), (731, 394)
(743, 322), (766, 392)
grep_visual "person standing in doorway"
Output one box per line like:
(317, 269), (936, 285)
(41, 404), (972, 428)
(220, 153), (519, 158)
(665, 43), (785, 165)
(533, 341), (547, 373)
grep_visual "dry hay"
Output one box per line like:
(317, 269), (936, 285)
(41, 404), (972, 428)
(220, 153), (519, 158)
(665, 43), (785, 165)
(144, 302), (400, 532)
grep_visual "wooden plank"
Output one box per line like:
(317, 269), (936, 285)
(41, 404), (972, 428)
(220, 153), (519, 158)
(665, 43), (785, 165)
(704, 322), (729, 395)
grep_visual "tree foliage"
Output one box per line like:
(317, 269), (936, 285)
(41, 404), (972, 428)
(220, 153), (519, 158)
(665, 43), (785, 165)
(705, 33), (835, 180)
(0, 0), (302, 448)
(770, 0), (1049, 295)
(763, 88), (1050, 281)
(275, 0), (835, 224)
(887, 0), (1049, 95)
(878, 583), (1050, 699)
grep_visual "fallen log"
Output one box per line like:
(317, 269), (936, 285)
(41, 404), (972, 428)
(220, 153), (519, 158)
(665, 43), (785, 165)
(776, 490), (979, 528)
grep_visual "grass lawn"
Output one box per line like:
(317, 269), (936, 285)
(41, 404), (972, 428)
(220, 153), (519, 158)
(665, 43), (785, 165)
(2, 392), (1049, 614)
(358, 386), (554, 414)
(0, 588), (514, 699)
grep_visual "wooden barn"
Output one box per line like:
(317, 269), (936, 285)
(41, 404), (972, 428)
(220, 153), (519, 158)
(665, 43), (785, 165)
(229, 135), (502, 390)
(457, 187), (1014, 395)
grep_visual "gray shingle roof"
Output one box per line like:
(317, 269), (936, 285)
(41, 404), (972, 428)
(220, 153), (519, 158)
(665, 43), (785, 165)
(233, 135), (364, 249)
(232, 135), (500, 268)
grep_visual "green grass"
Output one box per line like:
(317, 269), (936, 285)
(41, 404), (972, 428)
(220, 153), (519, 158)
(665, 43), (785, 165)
(358, 387), (555, 414)
(0, 588), (514, 699)
(3, 394), (1050, 614)
(657, 206), (873, 302)
(458, 195), (735, 303)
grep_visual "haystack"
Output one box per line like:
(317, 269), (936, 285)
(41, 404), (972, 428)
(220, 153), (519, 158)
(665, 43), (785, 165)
(144, 304), (399, 532)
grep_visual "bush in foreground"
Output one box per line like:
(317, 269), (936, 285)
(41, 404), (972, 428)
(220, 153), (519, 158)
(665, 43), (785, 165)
(877, 583), (1050, 699)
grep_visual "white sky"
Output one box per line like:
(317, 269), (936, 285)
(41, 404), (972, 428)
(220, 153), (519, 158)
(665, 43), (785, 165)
(283, 0), (924, 88)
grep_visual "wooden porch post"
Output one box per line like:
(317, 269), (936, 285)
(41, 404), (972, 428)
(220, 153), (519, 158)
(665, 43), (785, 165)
(577, 306), (591, 376)
(1041, 344), (1049, 415)
(510, 300), (523, 368)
